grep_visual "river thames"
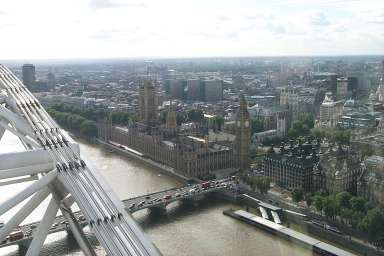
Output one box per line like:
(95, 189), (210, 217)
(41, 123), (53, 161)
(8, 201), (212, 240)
(0, 131), (313, 256)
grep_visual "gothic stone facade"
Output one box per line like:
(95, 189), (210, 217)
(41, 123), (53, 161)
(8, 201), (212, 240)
(98, 122), (236, 178)
(263, 141), (320, 192)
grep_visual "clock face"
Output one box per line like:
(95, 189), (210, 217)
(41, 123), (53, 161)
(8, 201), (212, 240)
(245, 121), (249, 127)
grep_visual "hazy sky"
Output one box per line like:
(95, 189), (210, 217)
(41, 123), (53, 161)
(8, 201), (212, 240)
(0, 0), (383, 60)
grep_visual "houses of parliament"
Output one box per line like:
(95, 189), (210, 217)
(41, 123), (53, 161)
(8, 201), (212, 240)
(98, 79), (251, 178)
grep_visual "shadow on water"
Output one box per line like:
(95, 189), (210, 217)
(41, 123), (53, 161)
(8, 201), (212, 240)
(2, 232), (101, 256)
(1, 197), (225, 256)
(135, 196), (229, 229)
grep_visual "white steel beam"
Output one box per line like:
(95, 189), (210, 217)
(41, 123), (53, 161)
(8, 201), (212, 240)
(0, 126), (4, 142)
(0, 105), (35, 140)
(51, 192), (96, 256)
(0, 119), (39, 148)
(0, 176), (38, 186)
(0, 188), (50, 243)
(25, 196), (59, 256)
(49, 182), (96, 256)
(0, 148), (53, 171)
(61, 195), (75, 208)
(0, 170), (57, 215)
(61, 206), (97, 256)
(0, 144), (80, 174)
(0, 163), (53, 180)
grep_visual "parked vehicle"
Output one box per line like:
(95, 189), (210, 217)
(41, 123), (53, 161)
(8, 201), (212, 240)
(325, 225), (342, 234)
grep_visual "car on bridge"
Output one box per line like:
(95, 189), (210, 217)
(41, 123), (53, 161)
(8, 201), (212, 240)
(163, 195), (172, 200)
(9, 229), (23, 242)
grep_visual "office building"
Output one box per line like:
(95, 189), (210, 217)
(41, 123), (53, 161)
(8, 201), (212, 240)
(22, 64), (36, 91)
(318, 92), (344, 128)
(336, 77), (349, 100)
(202, 78), (223, 102)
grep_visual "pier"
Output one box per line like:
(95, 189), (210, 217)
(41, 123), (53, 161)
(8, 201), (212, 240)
(223, 209), (356, 256)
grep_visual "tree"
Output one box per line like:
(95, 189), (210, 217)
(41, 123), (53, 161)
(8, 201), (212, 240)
(292, 188), (304, 202)
(251, 119), (264, 134)
(340, 208), (353, 224)
(351, 211), (364, 228)
(253, 157), (263, 170)
(176, 112), (187, 125)
(80, 120), (98, 137)
(311, 127), (351, 144)
(287, 119), (313, 139)
(305, 193), (313, 207)
(302, 114), (315, 129)
(350, 197), (367, 213)
(313, 195), (324, 213)
(312, 127), (327, 139)
(360, 206), (384, 245)
(212, 116), (225, 131)
(187, 109), (204, 123)
(336, 191), (352, 209)
(111, 111), (130, 125)
(259, 177), (271, 194)
(250, 179), (257, 192)
(287, 127), (299, 138)
(323, 196), (339, 219)
(334, 130), (351, 144)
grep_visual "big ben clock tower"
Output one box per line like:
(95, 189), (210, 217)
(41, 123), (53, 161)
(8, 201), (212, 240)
(235, 94), (251, 170)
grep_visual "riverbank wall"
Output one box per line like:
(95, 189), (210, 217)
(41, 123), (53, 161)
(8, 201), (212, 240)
(95, 138), (189, 183)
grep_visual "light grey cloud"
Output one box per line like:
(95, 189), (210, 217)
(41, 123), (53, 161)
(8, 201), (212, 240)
(371, 11), (384, 24)
(190, 30), (239, 40)
(0, 23), (16, 29)
(89, 29), (120, 39)
(216, 14), (231, 21)
(226, 32), (239, 40)
(89, 0), (121, 9)
(89, 0), (147, 10)
(333, 25), (347, 33)
(266, 23), (286, 34)
(310, 12), (331, 26)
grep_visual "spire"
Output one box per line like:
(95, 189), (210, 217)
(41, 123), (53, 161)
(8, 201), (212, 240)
(238, 94), (249, 116)
(165, 100), (177, 130)
(235, 93), (251, 170)
(240, 93), (246, 108)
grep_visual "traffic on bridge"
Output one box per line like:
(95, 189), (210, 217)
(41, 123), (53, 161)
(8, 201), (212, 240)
(0, 178), (238, 249)
(124, 177), (238, 213)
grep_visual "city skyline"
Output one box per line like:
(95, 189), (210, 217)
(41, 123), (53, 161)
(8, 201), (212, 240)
(0, 0), (383, 60)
